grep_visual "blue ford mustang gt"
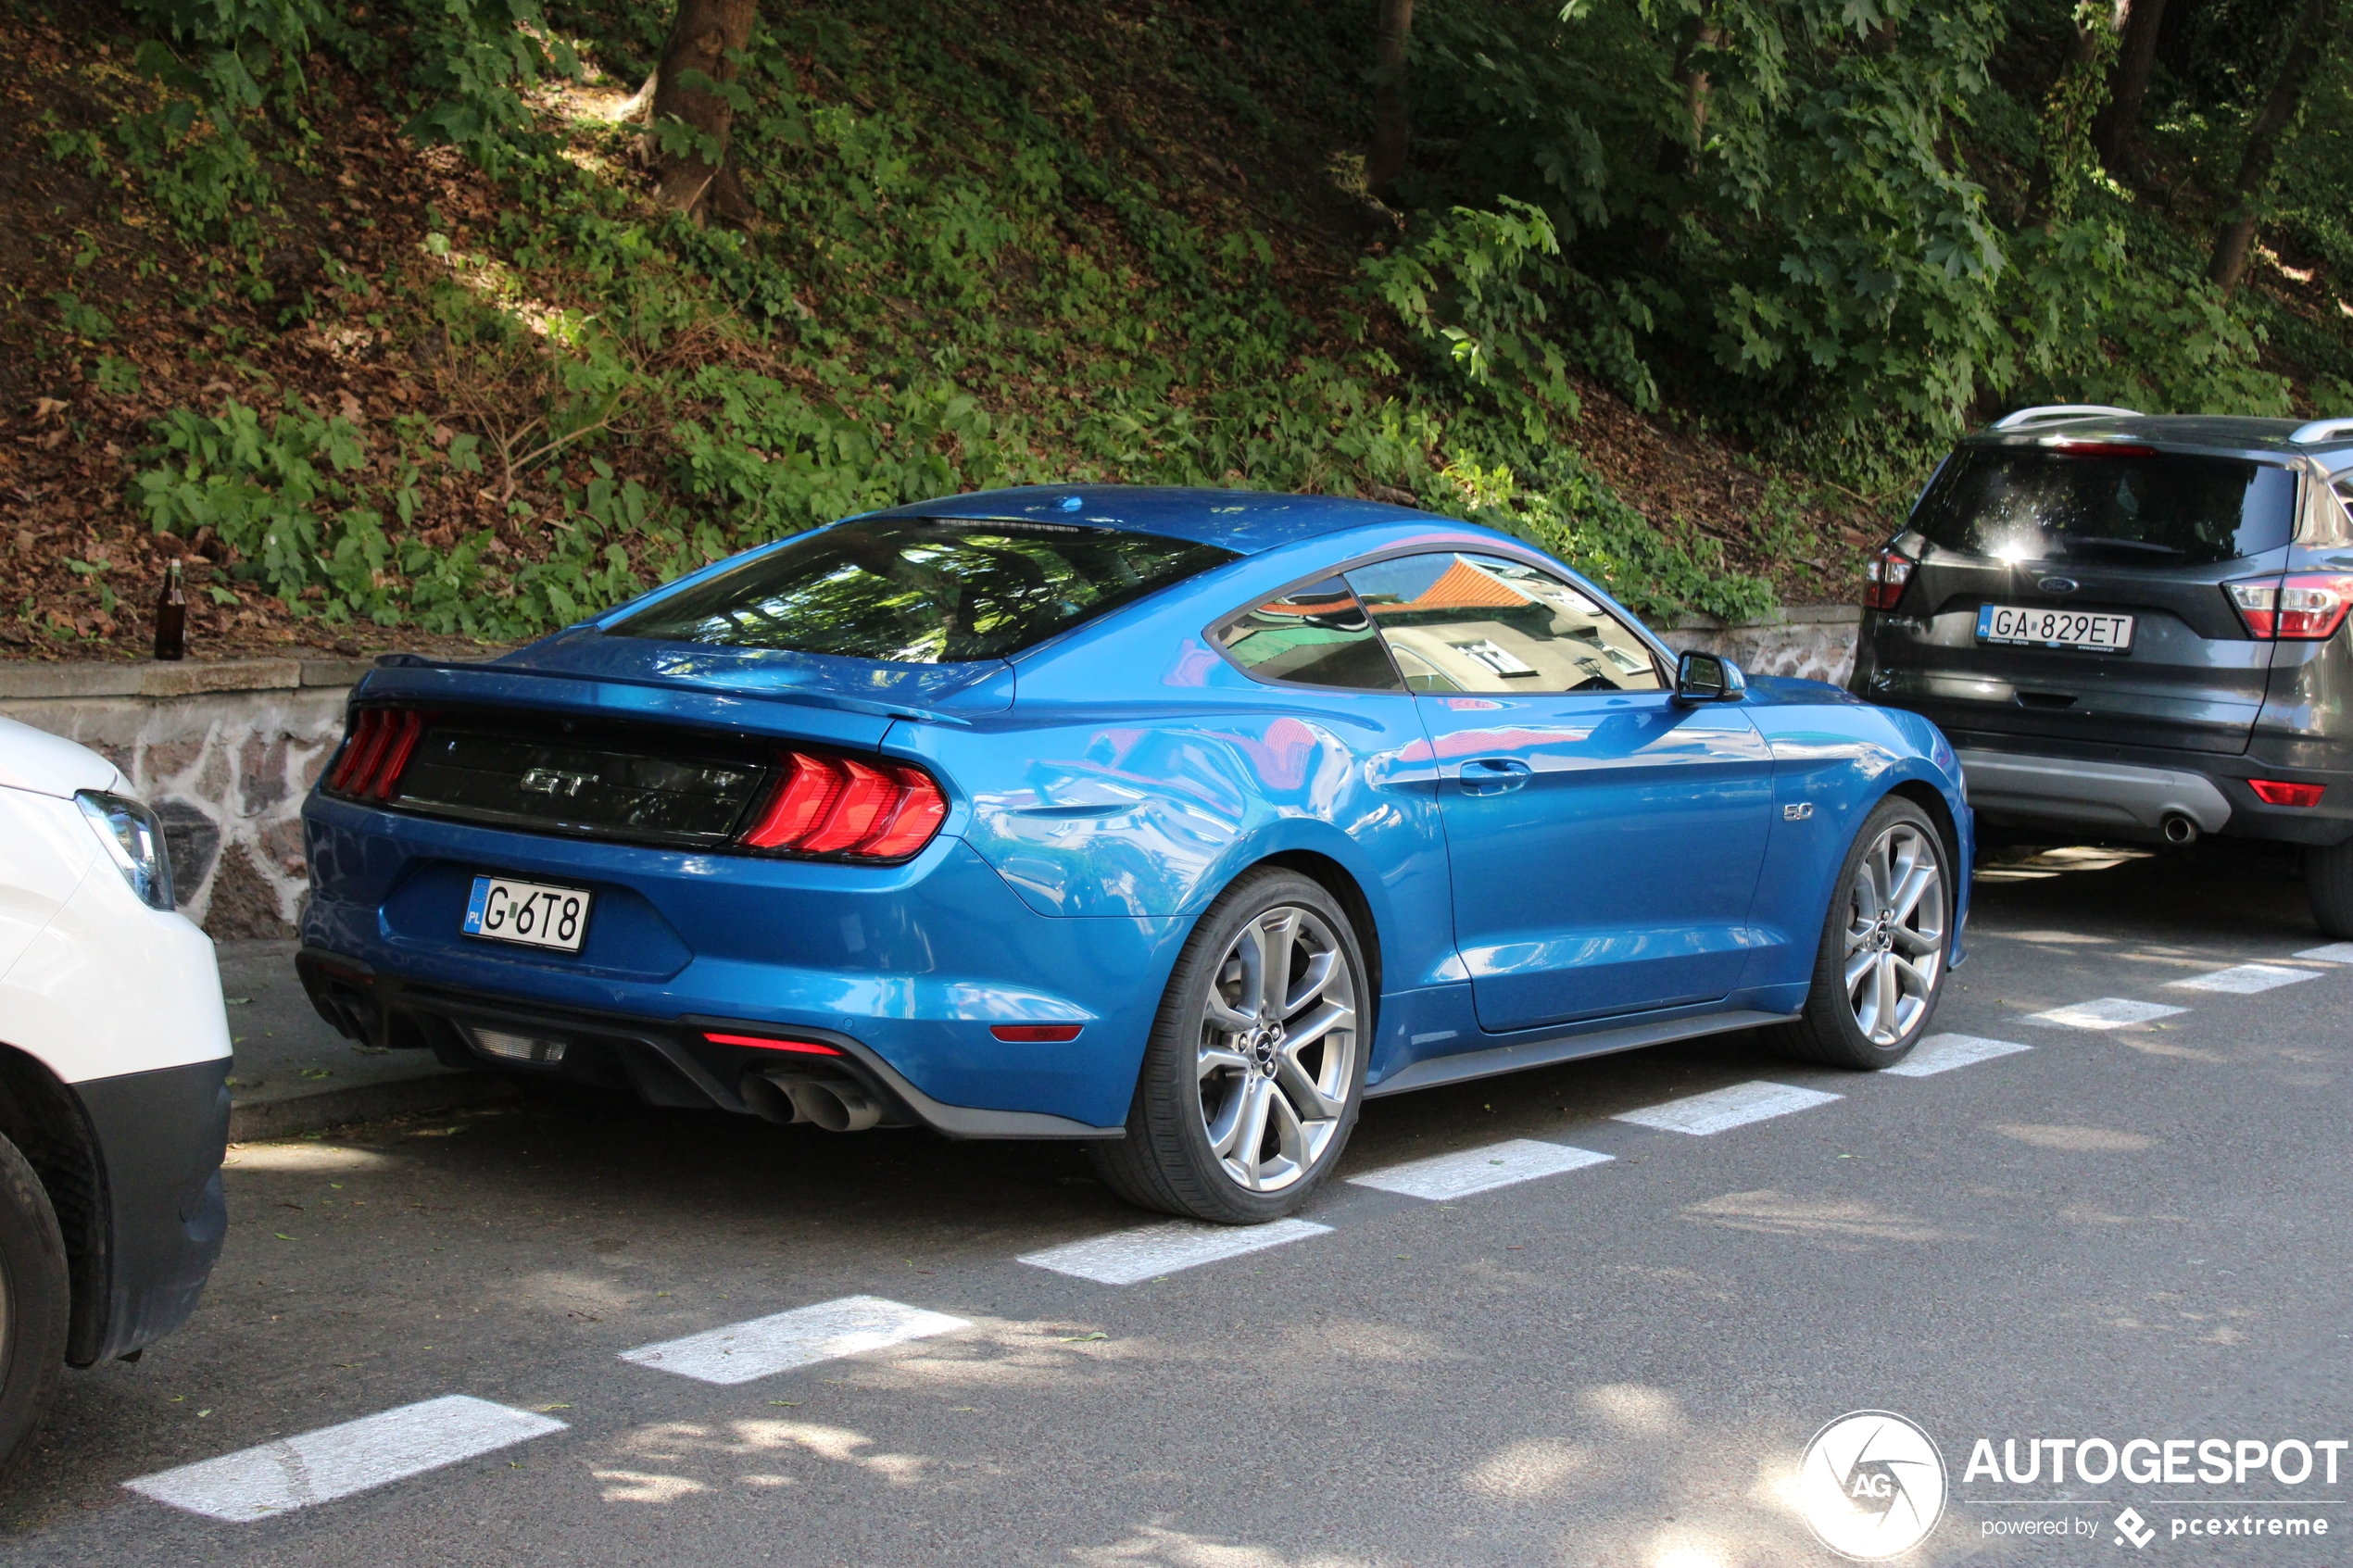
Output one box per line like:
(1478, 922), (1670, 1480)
(296, 486), (1969, 1222)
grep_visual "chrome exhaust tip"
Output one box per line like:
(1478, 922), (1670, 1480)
(2162, 813), (2200, 846)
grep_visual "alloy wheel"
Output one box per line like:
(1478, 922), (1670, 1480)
(1842, 822), (1946, 1046)
(1194, 904), (1359, 1193)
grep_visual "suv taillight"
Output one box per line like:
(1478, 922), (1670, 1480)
(1864, 545), (1916, 611)
(325, 708), (423, 802)
(2224, 573), (2353, 640)
(739, 752), (948, 860)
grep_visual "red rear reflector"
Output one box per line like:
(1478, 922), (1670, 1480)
(702, 1032), (843, 1055)
(738, 750), (949, 859)
(1864, 546), (1914, 611)
(2249, 779), (2325, 808)
(989, 1024), (1084, 1043)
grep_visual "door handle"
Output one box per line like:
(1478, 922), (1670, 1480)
(1457, 758), (1532, 795)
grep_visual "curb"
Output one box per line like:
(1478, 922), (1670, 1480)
(228, 1070), (522, 1142)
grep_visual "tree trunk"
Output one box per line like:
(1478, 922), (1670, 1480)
(648, 0), (760, 222)
(2024, 0), (2126, 226)
(1365, 0), (1415, 198)
(2090, 0), (2166, 169)
(2207, 0), (2338, 296)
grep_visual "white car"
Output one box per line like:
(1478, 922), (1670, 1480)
(0, 715), (230, 1470)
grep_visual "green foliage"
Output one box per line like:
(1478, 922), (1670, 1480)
(102, 0), (2340, 647)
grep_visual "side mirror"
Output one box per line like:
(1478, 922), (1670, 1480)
(1675, 650), (1747, 703)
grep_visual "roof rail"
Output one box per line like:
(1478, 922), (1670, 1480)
(2288, 418), (2353, 446)
(1992, 404), (2145, 431)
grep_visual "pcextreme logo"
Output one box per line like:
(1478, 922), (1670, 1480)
(1796, 1411), (1949, 1561)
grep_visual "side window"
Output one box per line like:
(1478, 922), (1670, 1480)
(1212, 577), (1405, 692)
(2322, 475), (2353, 547)
(1344, 552), (1666, 695)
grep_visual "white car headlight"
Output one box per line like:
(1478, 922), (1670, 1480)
(75, 790), (175, 911)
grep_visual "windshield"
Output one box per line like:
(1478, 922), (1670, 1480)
(610, 517), (1239, 663)
(1910, 446), (2296, 566)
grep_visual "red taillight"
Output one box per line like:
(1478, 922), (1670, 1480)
(739, 751), (950, 860)
(329, 709), (388, 793)
(1864, 545), (1915, 611)
(989, 1023), (1084, 1043)
(862, 768), (948, 859)
(741, 754), (848, 848)
(367, 710), (423, 801)
(799, 759), (898, 853)
(2225, 574), (2353, 641)
(702, 1031), (843, 1055)
(328, 708), (423, 800)
(2249, 779), (2325, 808)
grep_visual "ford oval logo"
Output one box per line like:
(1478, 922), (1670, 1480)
(2036, 575), (2079, 595)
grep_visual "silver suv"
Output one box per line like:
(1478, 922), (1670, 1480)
(1851, 406), (2353, 935)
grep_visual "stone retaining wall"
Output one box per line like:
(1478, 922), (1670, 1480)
(0, 659), (371, 939)
(1666, 604), (1860, 687)
(0, 605), (1862, 938)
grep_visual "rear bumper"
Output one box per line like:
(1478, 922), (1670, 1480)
(296, 950), (1124, 1140)
(1955, 739), (2353, 847)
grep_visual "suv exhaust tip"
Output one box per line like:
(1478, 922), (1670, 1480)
(2162, 813), (2201, 846)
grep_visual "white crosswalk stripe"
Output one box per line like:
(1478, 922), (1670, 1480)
(123, 1396), (565, 1521)
(2026, 997), (2187, 1029)
(1019, 1218), (1331, 1285)
(621, 1295), (969, 1386)
(2295, 942), (2353, 963)
(1884, 1033), (2032, 1076)
(1614, 1081), (1840, 1135)
(2168, 963), (2320, 995)
(1348, 1138), (1611, 1200)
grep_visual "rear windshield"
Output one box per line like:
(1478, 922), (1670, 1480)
(1911, 446), (2296, 566)
(610, 517), (1239, 663)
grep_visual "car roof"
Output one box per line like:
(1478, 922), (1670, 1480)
(1968, 413), (2347, 463)
(866, 484), (1428, 556)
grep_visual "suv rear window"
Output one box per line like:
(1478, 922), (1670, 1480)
(610, 518), (1239, 663)
(1911, 446), (2296, 566)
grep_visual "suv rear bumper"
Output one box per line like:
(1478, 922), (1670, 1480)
(1955, 737), (2353, 847)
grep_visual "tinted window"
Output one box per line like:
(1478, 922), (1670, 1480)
(1213, 577), (1403, 691)
(1345, 552), (1665, 694)
(610, 518), (1239, 663)
(1912, 446), (2296, 566)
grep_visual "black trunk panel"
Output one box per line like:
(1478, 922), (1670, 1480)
(391, 724), (773, 847)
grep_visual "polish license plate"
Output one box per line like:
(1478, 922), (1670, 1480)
(1976, 603), (2135, 653)
(462, 875), (592, 953)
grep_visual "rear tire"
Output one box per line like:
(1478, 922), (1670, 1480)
(0, 1132), (69, 1480)
(1769, 796), (1953, 1070)
(1089, 871), (1369, 1223)
(2308, 841), (2353, 939)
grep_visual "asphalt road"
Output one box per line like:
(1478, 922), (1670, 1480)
(4, 842), (2347, 1566)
